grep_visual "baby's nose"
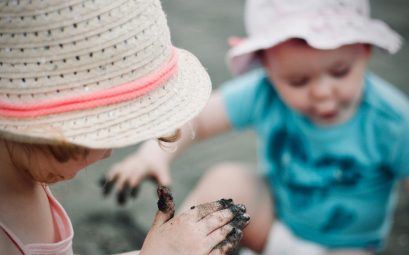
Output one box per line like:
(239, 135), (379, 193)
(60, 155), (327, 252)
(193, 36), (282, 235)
(309, 79), (333, 101)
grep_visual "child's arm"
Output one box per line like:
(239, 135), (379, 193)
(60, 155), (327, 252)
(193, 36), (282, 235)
(103, 91), (231, 195)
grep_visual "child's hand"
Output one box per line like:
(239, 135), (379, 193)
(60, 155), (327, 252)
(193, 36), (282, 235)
(100, 141), (172, 205)
(140, 186), (250, 255)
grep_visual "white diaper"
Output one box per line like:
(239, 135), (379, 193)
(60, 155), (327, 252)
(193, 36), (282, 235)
(240, 221), (327, 255)
(240, 222), (373, 255)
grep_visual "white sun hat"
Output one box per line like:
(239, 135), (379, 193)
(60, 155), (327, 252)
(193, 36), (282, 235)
(228, 0), (403, 75)
(0, 0), (211, 148)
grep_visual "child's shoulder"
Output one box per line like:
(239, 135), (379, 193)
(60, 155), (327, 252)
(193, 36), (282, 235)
(224, 68), (270, 87)
(364, 72), (409, 123)
(220, 68), (279, 109)
(221, 68), (277, 98)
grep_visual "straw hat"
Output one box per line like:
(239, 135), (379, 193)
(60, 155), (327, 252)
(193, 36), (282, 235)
(0, 0), (211, 148)
(228, 0), (402, 75)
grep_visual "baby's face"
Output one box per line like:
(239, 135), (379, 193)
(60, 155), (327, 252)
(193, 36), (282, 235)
(262, 39), (371, 126)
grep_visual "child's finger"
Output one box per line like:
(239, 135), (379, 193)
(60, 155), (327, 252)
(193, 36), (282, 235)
(117, 182), (131, 206)
(209, 248), (224, 255)
(130, 186), (139, 198)
(105, 164), (123, 181)
(229, 213), (251, 230)
(190, 199), (234, 221)
(200, 208), (235, 234)
(205, 224), (234, 253)
(211, 228), (243, 255)
(115, 172), (134, 192)
(151, 186), (175, 228)
(151, 167), (171, 187)
(99, 176), (117, 196)
(209, 242), (236, 255)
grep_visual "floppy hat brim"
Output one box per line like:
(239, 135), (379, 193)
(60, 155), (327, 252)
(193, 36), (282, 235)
(228, 15), (402, 75)
(0, 48), (211, 149)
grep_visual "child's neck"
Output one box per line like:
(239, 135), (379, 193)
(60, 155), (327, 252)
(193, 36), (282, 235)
(0, 141), (59, 245)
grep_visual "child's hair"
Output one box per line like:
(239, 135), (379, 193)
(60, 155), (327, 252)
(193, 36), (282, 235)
(3, 139), (90, 182)
(4, 140), (90, 164)
(158, 129), (182, 143)
(3, 128), (180, 179)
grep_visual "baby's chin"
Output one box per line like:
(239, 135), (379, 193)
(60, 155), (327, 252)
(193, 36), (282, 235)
(311, 109), (357, 127)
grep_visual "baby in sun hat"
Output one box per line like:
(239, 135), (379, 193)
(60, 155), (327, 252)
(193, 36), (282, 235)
(103, 0), (409, 254)
(0, 0), (250, 254)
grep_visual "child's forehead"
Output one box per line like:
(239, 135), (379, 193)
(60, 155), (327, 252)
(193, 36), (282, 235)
(267, 39), (363, 57)
(263, 40), (366, 71)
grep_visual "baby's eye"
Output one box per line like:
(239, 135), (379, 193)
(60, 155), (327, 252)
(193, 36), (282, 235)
(330, 66), (350, 78)
(288, 77), (309, 87)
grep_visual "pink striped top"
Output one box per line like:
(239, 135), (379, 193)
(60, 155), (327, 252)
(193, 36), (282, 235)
(0, 187), (74, 255)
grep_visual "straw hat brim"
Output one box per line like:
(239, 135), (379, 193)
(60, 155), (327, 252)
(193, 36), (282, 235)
(0, 48), (211, 149)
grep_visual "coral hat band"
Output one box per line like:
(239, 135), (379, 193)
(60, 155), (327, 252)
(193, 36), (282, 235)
(0, 48), (178, 118)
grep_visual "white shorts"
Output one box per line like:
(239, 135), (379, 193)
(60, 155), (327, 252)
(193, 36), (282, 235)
(240, 221), (372, 255)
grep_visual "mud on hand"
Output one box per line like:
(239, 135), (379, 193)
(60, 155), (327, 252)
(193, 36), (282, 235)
(99, 175), (156, 206)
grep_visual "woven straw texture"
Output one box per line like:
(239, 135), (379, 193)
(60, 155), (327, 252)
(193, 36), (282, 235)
(0, 0), (211, 148)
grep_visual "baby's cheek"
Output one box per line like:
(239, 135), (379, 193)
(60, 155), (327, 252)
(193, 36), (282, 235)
(287, 94), (311, 113)
(279, 89), (308, 111)
(338, 84), (363, 105)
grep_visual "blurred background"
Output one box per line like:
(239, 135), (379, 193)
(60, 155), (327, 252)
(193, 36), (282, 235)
(52, 0), (409, 254)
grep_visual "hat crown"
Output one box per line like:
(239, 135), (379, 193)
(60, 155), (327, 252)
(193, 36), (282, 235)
(0, 0), (172, 105)
(245, 0), (369, 36)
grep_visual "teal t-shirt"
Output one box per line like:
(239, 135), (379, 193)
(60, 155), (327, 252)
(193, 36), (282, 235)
(220, 69), (409, 249)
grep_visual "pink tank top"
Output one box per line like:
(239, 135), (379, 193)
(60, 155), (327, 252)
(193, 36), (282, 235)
(0, 186), (74, 255)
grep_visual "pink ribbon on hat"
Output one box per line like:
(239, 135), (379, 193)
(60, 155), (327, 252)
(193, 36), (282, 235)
(228, 36), (245, 47)
(0, 48), (178, 118)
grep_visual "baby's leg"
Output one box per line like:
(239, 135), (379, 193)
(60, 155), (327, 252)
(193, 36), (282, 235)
(327, 251), (372, 255)
(179, 162), (274, 253)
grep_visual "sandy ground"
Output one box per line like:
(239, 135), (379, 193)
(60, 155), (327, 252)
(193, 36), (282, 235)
(52, 0), (409, 254)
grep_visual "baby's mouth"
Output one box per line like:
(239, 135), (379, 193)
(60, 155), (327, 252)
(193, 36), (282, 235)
(318, 110), (338, 120)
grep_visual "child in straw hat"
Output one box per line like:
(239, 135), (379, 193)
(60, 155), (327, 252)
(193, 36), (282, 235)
(0, 0), (250, 254)
(104, 0), (409, 254)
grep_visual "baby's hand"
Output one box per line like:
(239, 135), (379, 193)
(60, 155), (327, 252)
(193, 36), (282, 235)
(140, 186), (250, 255)
(100, 141), (172, 205)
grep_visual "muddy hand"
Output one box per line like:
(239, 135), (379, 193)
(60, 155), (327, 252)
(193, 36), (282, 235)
(98, 175), (156, 206)
(156, 186), (175, 219)
(211, 201), (250, 254)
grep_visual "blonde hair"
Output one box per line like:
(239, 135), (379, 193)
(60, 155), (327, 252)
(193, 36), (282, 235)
(5, 140), (89, 164)
(157, 128), (181, 143)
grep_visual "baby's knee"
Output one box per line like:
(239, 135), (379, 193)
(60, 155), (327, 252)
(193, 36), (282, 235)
(204, 162), (251, 183)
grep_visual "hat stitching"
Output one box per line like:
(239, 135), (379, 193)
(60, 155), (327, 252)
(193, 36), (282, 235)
(0, 32), (166, 82)
(0, 46), (169, 106)
(0, 1), (154, 51)
(0, 48), (178, 117)
(0, 0), (212, 149)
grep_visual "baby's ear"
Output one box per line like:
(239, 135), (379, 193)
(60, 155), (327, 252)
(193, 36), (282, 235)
(258, 50), (269, 68)
(363, 44), (373, 58)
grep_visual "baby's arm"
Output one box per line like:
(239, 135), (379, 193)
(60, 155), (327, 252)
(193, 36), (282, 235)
(102, 91), (232, 202)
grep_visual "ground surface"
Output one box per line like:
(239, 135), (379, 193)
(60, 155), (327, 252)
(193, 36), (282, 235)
(52, 0), (409, 254)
